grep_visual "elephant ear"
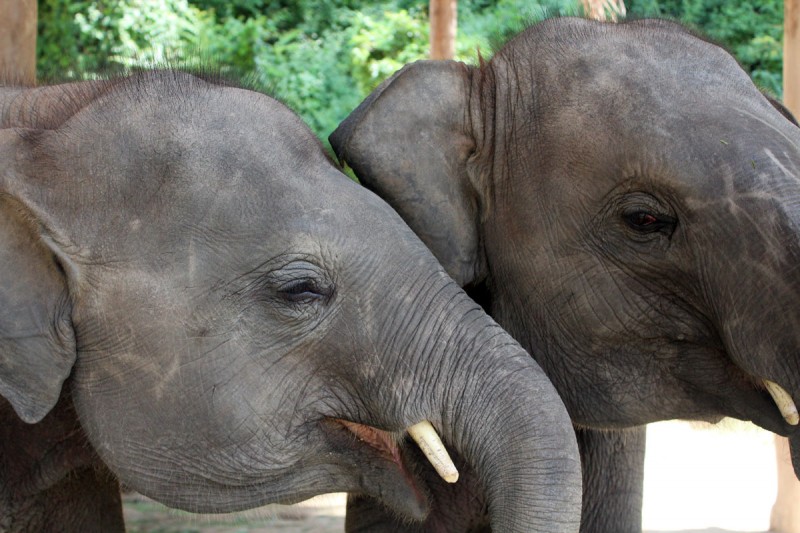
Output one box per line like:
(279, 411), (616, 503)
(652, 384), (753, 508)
(330, 60), (485, 286)
(0, 130), (77, 424)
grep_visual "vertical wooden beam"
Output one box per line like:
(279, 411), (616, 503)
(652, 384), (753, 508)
(771, 4), (800, 532)
(430, 0), (456, 60)
(0, 0), (38, 85)
(785, 0), (800, 115)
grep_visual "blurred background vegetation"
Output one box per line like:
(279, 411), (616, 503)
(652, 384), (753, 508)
(37, 0), (784, 141)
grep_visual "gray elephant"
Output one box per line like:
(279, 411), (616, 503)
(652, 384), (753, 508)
(331, 17), (800, 532)
(0, 71), (582, 532)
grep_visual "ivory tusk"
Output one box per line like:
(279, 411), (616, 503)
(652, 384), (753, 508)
(407, 420), (459, 483)
(764, 380), (800, 426)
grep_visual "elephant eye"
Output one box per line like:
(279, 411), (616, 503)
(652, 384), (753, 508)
(623, 210), (676, 235)
(628, 212), (657, 226)
(260, 259), (335, 310)
(277, 279), (333, 304)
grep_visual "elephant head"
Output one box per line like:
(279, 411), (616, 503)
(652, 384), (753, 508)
(0, 71), (582, 532)
(332, 15), (800, 504)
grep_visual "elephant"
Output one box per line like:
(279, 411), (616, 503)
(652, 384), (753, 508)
(330, 16), (800, 532)
(0, 70), (583, 532)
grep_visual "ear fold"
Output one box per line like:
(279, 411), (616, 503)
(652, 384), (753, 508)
(0, 131), (77, 423)
(330, 60), (485, 286)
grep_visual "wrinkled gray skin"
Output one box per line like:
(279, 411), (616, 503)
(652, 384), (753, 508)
(331, 17), (800, 532)
(0, 72), (582, 532)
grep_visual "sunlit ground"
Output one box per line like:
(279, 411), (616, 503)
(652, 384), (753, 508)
(124, 420), (785, 532)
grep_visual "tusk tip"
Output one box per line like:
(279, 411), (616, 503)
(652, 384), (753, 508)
(764, 379), (799, 426)
(407, 420), (460, 484)
(442, 471), (459, 483)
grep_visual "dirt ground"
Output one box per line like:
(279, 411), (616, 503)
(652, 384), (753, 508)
(123, 420), (779, 533)
(123, 492), (346, 533)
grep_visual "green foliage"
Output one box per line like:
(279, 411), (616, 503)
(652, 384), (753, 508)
(256, 24), (361, 139)
(37, 0), (786, 138)
(626, 0), (784, 97)
(38, 0), (212, 78)
(458, 0), (582, 57)
(350, 7), (428, 94)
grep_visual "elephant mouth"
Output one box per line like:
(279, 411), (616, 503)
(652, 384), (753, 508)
(339, 419), (459, 481)
(336, 419), (406, 464)
(727, 376), (798, 434)
(321, 418), (459, 522)
(725, 371), (800, 479)
(759, 381), (800, 480)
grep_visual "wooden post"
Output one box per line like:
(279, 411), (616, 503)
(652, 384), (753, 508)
(771, 4), (800, 532)
(786, 0), (800, 115)
(0, 0), (37, 85)
(430, 0), (456, 60)
(581, 0), (626, 21)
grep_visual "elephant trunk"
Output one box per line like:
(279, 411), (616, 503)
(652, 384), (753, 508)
(715, 257), (800, 479)
(438, 321), (583, 531)
(702, 179), (800, 479)
(356, 273), (582, 531)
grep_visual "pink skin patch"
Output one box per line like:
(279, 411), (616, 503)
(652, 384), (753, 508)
(336, 419), (428, 508)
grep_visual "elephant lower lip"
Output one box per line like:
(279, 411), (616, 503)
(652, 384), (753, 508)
(720, 367), (797, 435)
(330, 418), (429, 519)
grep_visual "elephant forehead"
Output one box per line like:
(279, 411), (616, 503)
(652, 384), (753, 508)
(57, 88), (325, 191)
(31, 90), (346, 242)
(498, 18), (755, 97)
(502, 68), (799, 205)
(493, 19), (779, 148)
